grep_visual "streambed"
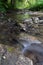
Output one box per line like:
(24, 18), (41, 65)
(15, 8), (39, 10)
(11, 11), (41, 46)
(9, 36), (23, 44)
(0, 11), (43, 65)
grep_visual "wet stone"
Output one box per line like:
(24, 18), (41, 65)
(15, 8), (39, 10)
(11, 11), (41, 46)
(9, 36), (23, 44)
(0, 17), (22, 44)
(0, 44), (33, 65)
(16, 55), (33, 65)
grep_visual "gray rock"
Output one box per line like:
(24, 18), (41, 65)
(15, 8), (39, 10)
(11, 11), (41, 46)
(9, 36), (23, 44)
(0, 44), (32, 65)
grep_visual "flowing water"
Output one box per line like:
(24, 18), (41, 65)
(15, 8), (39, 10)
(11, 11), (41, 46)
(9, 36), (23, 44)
(0, 11), (43, 65)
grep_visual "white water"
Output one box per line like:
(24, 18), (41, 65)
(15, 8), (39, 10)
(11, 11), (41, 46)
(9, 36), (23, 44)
(20, 39), (41, 48)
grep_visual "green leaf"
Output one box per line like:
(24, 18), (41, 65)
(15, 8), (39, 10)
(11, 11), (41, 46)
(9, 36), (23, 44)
(0, 1), (6, 13)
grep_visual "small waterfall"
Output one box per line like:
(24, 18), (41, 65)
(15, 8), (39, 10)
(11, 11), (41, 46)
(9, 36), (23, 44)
(19, 39), (41, 48)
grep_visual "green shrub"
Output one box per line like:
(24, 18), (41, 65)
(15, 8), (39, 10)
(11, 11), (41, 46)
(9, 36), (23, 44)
(0, 0), (43, 12)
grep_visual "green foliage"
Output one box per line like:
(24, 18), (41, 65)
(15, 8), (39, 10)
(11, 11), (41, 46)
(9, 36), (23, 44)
(0, 1), (5, 12)
(14, 0), (43, 10)
(0, 0), (8, 13)
(0, 0), (43, 12)
(29, 0), (43, 11)
(14, 0), (29, 9)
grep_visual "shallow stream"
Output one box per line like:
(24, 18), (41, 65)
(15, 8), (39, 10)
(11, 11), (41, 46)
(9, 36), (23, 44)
(0, 11), (43, 65)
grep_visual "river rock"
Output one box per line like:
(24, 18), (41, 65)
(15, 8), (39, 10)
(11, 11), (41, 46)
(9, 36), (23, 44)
(0, 44), (33, 65)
